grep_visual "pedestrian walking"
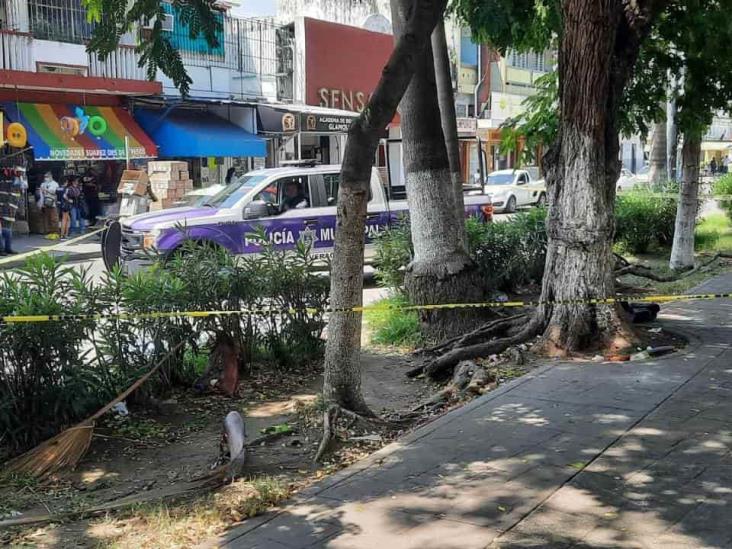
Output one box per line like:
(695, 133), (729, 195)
(225, 167), (237, 185)
(710, 157), (718, 175)
(37, 171), (59, 235)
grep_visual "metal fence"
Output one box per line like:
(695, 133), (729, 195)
(28, 0), (94, 43)
(173, 15), (293, 100)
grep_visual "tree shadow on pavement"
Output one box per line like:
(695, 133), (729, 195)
(217, 300), (732, 548)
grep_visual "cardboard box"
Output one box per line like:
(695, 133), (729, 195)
(148, 161), (187, 174)
(178, 170), (189, 181)
(117, 170), (149, 196)
(149, 173), (175, 183)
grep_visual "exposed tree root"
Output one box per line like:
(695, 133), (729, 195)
(423, 322), (541, 380)
(411, 360), (496, 413)
(414, 313), (528, 357)
(407, 314), (528, 378)
(614, 252), (725, 282)
(408, 314), (532, 379)
(314, 404), (400, 463)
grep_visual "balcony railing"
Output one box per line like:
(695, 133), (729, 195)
(0, 30), (32, 70)
(28, 0), (94, 44)
(167, 15), (293, 100)
(88, 45), (146, 81)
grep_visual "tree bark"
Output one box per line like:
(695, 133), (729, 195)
(432, 19), (467, 249)
(669, 132), (702, 271)
(394, 0), (483, 341)
(322, 0), (447, 412)
(649, 119), (668, 184)
(538, 0), (658, 354)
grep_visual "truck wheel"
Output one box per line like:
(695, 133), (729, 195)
(536, 193), (547, 208)
(505, 195), (517, 213)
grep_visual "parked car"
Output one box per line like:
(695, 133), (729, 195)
(102, 163), (495, 272)
(616, 166), (651, 192)
(616, 168), (638, 192)
(483, 169), (547, 213)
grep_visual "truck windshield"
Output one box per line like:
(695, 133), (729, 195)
(202, 175), (269, 209)
(486, 173), (515, 185)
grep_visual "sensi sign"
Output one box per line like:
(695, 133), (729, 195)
(318, 88), (373, 113)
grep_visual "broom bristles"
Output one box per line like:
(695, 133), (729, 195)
(5, 421), (94, 478)
(3, 342), (184, 479)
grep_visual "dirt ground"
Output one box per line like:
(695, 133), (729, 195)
(0, 351), (434, 548)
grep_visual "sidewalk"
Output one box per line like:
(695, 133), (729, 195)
(218, 273), (732, 549)
(0, 230), (101, 269)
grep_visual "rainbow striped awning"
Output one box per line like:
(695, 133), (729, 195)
(2, 102), (157, 161)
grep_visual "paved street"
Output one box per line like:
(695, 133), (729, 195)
(218, 273), (732, 549)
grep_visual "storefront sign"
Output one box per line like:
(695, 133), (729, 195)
(304, 18), (393, 114)
(456, 117), (477, 136)
(317, 88), (372, 113)
(301, 113), (355, 133)
(490, 92), (528, 122)
(59, 107), (107, 139)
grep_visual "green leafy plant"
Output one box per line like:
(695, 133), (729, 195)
(365, 295), (423, 348)
(615, 190), (678, 254)
(714, 174), (732, 221)
(372, 216), (413, 293)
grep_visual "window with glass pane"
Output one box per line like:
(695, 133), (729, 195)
(28, 0), (94, 43)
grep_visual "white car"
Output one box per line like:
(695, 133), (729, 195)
(484, 169), (547, 213)
(616, 167), (650, 192)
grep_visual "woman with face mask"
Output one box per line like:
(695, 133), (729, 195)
(37, 172), (59, 235)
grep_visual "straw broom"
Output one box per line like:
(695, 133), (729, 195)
(5, 342), (185, 479)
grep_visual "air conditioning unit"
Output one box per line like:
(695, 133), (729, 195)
(142, 13), (174, 32)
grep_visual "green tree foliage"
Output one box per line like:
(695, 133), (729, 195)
(83, 0), (221, 95)
(459, 0), (732, 153)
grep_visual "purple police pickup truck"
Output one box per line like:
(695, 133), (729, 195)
(101, 164), (494, 272)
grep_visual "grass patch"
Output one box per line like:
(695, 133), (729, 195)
(364, 295), (423, 348)
(695, 212), (732, 252)
(88, 476), (289, 549)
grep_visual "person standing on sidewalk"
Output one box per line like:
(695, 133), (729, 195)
(64, 176), (86, 237)
(0, 169), (26, 255)
(37, 171), (59, 236)
(82, 171), (100, 227)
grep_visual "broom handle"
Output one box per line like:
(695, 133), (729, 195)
(89, 341), (186, 422)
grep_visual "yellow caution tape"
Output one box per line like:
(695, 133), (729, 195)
(0, 292), (729, 324)
(0, 228), (104, 267)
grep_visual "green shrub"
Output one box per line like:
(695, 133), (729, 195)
(373, 210), (548, 295)
(714, 174), (732, 221)
(0, 239), (328, 460)
(372, 216), (412, 292)
(469, 209), (548, 291)
(615, 190), (677, 253)
(365, 295), (422, 347)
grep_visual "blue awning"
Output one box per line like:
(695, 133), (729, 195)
(133, 108), (266, 158)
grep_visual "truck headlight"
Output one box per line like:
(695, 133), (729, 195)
(142, 230), (160, 250)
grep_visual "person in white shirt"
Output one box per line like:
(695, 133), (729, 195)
(37, 172), (59, 235)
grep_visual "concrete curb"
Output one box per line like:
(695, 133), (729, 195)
(0, 249), (100, 270)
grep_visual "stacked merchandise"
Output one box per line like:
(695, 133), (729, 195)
(147, 161), (193, 211)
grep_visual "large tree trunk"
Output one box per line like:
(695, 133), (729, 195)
(539, 0), (657, 354)
(432, 19), (467, 249)
(669, 133), (702, 271)
(394, 0), (483, 341)
(648, 119), (668, 184)
(322, 0), (447, 412)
